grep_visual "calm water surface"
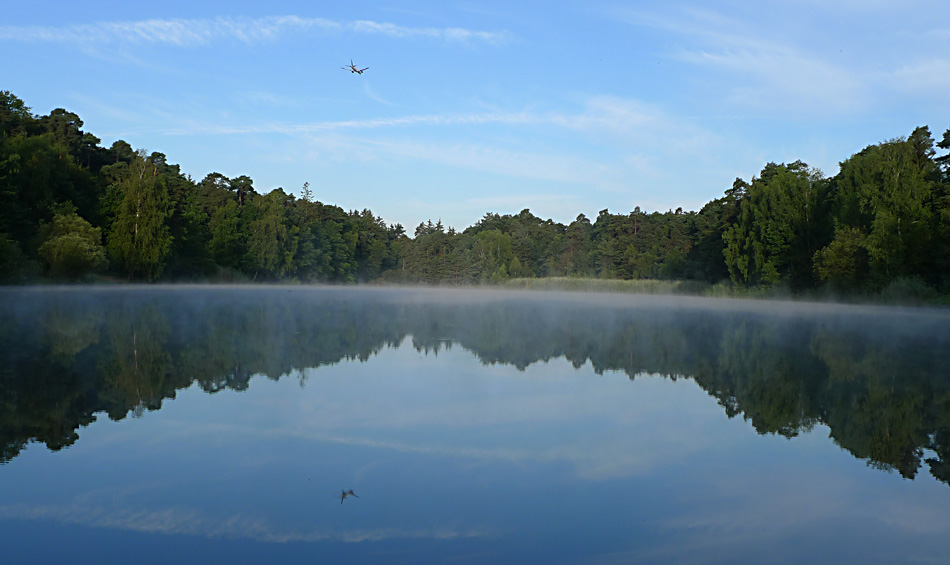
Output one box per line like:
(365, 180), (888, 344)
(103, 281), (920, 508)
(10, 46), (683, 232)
(1, 286), (949, 563)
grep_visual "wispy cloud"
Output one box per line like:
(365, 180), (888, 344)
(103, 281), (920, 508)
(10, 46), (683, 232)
(356, 137), (612, 185)
(610, 7), (868, 115)
(676, 45), (865, 113)
(152, 96), (717, 200)
(0, 16), (328, 45)
(161, 97), (709, 155)
(162, 111), (536, 136)
(550, 95), (718, 155)
(289, 131), (614, 189)
(348, 20), (512, 45)
(0, 15), (511, 46)
(890, 59), (950, 94)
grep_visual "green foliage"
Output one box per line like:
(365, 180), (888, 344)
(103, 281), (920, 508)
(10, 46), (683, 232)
(0, 232), (37, 283)
(0, 91), (948, 300)
(723, 161), (830, 289)
(0, 91), (36, 136)
(106, 152), (173, 280)
(41, 109), (84, 157)
(0, 133), (98, 246)
(683, 196), (737, 282)
(474, 229), (517, 282)
(351, 208), (398, 281)
(37, 206), (107, 279)
(813, 226), (869, 290)
(503, 276), (710, 295)
(208, 200), (246, 270)
(553, 214), (594, 276)
(588, 207), (697, 281)
(163, 183), (215, 278)
(229, 174), (256, 206)
(879, 276), (937, 305)
(247, 189), (297, 279)
(831, 127), (941, 287)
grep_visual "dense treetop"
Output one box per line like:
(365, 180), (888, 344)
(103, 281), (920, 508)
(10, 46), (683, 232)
(1, 91), (948, 296)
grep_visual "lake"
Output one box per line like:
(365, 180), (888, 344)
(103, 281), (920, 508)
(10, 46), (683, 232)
(1, 285), (949, 563)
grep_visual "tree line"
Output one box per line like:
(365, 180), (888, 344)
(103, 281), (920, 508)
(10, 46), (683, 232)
(2, 91), (949, 294)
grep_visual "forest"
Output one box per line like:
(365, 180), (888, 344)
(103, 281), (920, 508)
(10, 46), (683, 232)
(2, 90), (949, 297)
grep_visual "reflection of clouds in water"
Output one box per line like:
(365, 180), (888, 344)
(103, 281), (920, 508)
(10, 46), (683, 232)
(657, 470), (852, 542)
(629, 466), (950, 562)
(4, 286), (950, 561)
(875, 500), (950, 535)
(162, 418), (661, 479)
(0, 503), (494, 543)
(160, 357), (738, 480)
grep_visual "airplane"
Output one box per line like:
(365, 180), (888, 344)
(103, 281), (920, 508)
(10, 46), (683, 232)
(341, 60), (369, 74)
(341, 489), (359, 504)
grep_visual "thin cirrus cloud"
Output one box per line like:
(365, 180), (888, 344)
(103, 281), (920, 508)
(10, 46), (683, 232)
(291, 131), (613, 189)
(354, 137), (613, 185)
(160, 111), (537, 136)
(674, 46), (865, 114)
(891, 59), (950, 93)
(153, 99), (712, 193)
(611, 7), (867, 115)
(160, 97), (709, 158)
(0, 15), (512, 46)
(348, 20), (512, 44)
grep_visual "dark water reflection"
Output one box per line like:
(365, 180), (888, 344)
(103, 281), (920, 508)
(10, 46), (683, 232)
(1, 285), (949, 562)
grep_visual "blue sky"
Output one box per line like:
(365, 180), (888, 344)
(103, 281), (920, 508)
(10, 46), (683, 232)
(3, 1), (948, 231)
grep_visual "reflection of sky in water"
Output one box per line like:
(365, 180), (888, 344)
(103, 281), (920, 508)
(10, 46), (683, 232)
(3, 339), (950, 563)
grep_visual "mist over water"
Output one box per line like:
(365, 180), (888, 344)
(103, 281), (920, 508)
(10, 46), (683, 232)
(1, 285), (949, 563)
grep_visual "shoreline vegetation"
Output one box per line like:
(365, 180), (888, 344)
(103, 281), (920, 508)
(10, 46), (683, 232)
(2, 91), (949, 306)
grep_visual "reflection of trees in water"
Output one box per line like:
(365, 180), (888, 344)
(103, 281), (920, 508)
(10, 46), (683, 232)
(703, 318), (820, 438)
(1, 288), (949, 487)
(810, 321), (950, 482)
(99, 303), (173, 418)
